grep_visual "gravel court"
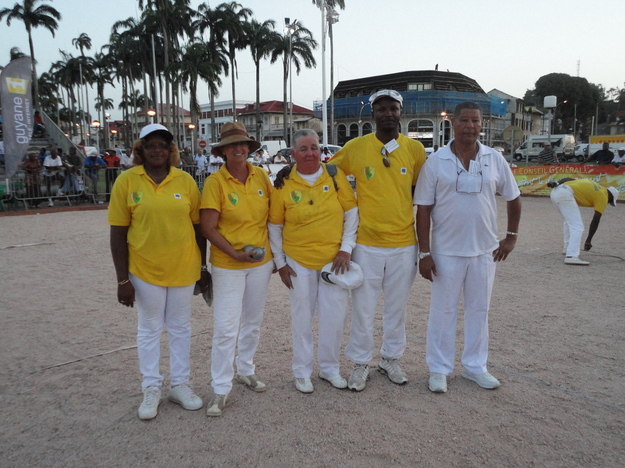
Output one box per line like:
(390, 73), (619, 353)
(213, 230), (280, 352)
(0, 195), (623, 467)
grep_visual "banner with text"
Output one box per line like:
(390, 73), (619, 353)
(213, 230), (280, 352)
(512, 164), (624, 201)
(0, 56), (34, 178)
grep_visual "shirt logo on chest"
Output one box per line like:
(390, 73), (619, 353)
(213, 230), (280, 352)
(132, 191), (143, 204)
(365, 167), (375, 180)
(174, 193), (181, 199)
(228, 192), (239, 206)
(258, 189), (264, 196)
(290, 190), (302, 203)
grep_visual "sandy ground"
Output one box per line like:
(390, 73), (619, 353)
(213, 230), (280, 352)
(1, 196), (624, 468)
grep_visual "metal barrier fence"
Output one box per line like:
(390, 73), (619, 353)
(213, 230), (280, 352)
(1, 163), (292, 211)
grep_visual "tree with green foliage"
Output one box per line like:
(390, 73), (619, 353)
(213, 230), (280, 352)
(270, 22), (317, 145)
(0, 0), (62, 109)
(528, 73), (604, 137)
(246, 18), (279, 141)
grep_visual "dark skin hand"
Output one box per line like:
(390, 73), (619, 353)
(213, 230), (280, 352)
(273, 164), (294, 189)
(110, 224), (209, 307)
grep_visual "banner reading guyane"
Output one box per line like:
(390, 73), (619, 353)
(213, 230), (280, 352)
(0, 56), (34, 178)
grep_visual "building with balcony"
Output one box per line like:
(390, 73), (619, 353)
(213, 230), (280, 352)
(330, 70), (508, 148)
(197, 100), (253, 144)
(236, 100), (317, 143)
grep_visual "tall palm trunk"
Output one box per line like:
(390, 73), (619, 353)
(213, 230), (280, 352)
(27, 26), (40, 109)
(255, 63), (261, 141)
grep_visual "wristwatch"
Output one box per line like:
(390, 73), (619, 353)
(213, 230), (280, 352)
(201, 265), (208, 272)
(418, 252), (431, 260)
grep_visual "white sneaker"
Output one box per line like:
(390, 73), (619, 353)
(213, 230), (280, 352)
(318, 371), (347, 389)
(168, 382), (203, 410)
(347, 364), (370, 392)
(295, 377), (314, 393)
(428, 373), (447, 393)
(47, 199), (54, 207)
(235, 374), (267, 392)
(378, 358), (408, 385)
(206, 393), (228, 417)
(461, 370), (500, 389)
(138, 386), (161, 420)
(564, 256), (589, 265)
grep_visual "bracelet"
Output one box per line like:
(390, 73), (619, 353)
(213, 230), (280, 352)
(201, 265), (208, 272)
(118, 279), (130, 286)
(506, 232), (518, 236)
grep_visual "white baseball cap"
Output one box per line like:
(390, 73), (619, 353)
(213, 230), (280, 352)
(321, 261), (364, 290)
(140, 123), (173, 140)
(618, 147), (625, 151)
(369, 89), (403, 107)
(607, 186), (619, 206)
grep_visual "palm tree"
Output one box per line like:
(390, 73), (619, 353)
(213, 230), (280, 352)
(246, 19), (278, 141)
(138, 0), (195, 129)
(0, 0), (61, 109)
(216, 1), (253, 119)
(313, 0), (345, 144)
(37, 71), (60, 117)
(195, 2), (230, 142)
(91, 50), (115, 146)
(72, 33), (92, 131)
(50, 51), (83, 138)
(176, 40), (225, 152)
(270, 22), (317, 146)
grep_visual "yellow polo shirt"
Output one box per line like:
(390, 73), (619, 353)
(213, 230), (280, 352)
(330, 133), (426, 247)
(564, 179), (609, 213)
(108, 165), (201, 286)
(269, 164), (357, 270)
(201, 162), (273, 269)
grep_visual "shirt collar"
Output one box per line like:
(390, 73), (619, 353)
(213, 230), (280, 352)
(438, 139), (491, 160)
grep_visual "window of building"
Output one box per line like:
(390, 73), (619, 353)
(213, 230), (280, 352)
(408, 119), (434, 147)
(408, 83), (432, 91)
(349, 123), (359, 136)
(362, 122), (373, 135)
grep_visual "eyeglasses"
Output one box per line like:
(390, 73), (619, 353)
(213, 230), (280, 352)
(380, 148), (391, 167)
(145, 143), (169, 151)
(455, 156), (482, 194)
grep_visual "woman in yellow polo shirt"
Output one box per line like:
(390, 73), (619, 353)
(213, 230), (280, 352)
(268, 129), (359, 394)
(200, 122), (273, 417)
(109, 124), (209, 420)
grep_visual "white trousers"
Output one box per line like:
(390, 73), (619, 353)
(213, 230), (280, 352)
(130, 274), (195, 390)
(345, 244), (418, 364)
(426, 253), (496, 376)
(550, 184), (584, 257)
(286, 256), (349, 378)
(210, 261), (273, 395)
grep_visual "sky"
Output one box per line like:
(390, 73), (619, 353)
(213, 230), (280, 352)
(1, 0), (624, 120)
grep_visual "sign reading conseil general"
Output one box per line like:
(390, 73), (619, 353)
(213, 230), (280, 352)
(0, 56), (34, 178)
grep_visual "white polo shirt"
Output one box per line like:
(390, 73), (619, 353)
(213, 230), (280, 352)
(413, 140), (520, 257)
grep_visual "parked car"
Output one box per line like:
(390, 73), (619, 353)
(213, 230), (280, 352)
(574, 144), (588, 161)
(514, 134), (575, 162)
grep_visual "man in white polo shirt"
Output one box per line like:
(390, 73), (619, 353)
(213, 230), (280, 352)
(414, 101), (521, 394)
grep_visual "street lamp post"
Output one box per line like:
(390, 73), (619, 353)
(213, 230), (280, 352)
(111, 129), (118, 147)
(358, 101), (369, 137)
(188, 124), (196, 154)
(92, 120), (101, 150)
(147, 109), (156, 124)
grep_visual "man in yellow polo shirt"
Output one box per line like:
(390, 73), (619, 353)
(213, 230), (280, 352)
(330, 89), (427, 391)
(548, 178), (619, 265)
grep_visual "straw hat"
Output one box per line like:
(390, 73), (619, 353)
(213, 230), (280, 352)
(211, 121), (260, 156)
